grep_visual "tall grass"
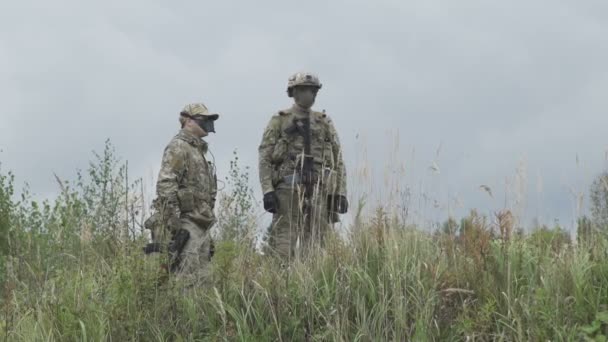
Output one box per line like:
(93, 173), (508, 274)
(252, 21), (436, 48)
(1, 142), (608, 341)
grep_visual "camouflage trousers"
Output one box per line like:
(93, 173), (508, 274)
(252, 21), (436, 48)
(267, 186), (332, 261)
(173, 218), (213, 285)
(147, 218), (212, 286)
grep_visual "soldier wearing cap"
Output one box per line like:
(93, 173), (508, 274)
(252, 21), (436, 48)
(145, 103), (219, 283)
(258, 72), (348, 261)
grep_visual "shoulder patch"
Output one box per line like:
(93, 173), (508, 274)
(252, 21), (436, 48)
(278, 108), (293, 116)
(313, 110), (329, 120)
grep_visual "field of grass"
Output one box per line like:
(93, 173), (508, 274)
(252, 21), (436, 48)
(1, 143), (608, 341)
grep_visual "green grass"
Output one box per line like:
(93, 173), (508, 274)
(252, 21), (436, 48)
(3, 218), (608, 341)
(2, 142), (608, 341)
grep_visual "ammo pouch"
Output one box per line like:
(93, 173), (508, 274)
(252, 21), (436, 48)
(177, 189), (195, 213)
(281, 168), (334, 187)
(282, 173), (302, 186)
(271, 137), (289, 164)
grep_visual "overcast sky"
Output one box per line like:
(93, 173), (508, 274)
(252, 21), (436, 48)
(1, 0), (607, 231)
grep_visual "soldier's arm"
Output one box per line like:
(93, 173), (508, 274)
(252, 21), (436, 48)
(156, 140), (186, 213)
(328, 119), (347, 196)
(209, 160), (218, 209)
(258, 116), (281, 195)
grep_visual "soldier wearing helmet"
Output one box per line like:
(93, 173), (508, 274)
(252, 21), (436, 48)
(145, 103), (219, 284)
(258, 72), (348, 261)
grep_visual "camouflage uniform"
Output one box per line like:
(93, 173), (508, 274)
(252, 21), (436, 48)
(147, 103), (218, 283)
(258, 72), (347, 260)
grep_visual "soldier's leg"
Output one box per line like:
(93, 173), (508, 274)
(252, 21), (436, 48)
(302, 190), (331, 255)
(267, 188), (304, 261)
(174, 219), (212, 285)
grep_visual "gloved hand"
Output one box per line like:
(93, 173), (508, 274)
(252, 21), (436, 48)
(328, 194), (348, 214)
(263, 191), (279, 213)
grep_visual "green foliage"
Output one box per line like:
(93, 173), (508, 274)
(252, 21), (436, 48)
(216, 149), (257, 244)
(580, 311), (608, 341)
(0, 166), (14, 296)
(2, 145), (608, 340)
(529, 224), (571, 254)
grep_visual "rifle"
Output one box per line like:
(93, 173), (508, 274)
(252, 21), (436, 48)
(142, 228), (191, 273)
(284, 117), (314, 233)
(301, 117), (314, 233)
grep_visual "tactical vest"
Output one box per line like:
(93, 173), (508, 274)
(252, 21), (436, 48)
(270, 110), (338, 190)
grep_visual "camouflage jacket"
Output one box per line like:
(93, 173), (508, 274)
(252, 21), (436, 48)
(258, 104), (347, 196)
(155, 129), (217, 229)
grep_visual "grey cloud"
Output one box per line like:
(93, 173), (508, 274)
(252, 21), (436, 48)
(1, 0), (607, 230)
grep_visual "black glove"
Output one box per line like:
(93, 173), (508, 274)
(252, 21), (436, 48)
(328, 195), (348, 214)
(263, 191), (279, 213)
